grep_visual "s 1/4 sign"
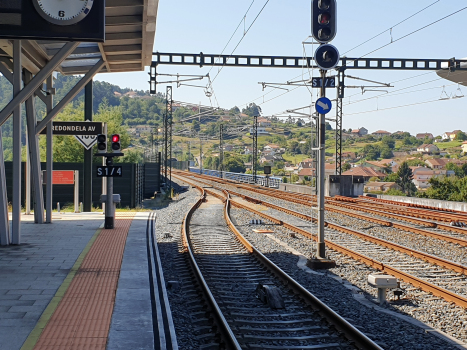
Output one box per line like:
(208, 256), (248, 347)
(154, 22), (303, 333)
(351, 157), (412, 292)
(96, 166), (123, 177)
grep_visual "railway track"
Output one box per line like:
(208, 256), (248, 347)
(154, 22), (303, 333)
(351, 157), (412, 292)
(182, 182), (382, 349)
(179, 171), (467, 236)
(176, 171), (467, 247)
(174, 172), (467, 309)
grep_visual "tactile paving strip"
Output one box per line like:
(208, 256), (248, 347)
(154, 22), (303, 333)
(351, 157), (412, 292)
(32, 213), (135, 350)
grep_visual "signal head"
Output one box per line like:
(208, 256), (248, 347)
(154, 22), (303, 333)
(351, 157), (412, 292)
(96, 134), (107, 153)
(111, 134), (121, 152)
(312, 0), (336, 44)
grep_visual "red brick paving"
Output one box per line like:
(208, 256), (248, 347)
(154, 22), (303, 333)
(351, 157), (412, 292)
(33, 213), (135, 350)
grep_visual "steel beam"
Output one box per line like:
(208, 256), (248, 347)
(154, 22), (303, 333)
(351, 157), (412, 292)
(36, 59), (105, 134)
(12, 40), (22, 244)
(152, 52), (467, 71)
(24, 70), (45, 224)
(0, 60), (48, 105)
(0, 127), (10, 245)
(83, 80), (93, 212)
(45, 76), (53, 224)
(0, 42), (79, 128)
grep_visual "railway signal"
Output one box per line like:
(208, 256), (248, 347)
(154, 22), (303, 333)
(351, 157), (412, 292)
(314, 44), (340, 70)
(311, 0), (337, 44)
(96, 134), (107, 154)
(111, 134), (121, 153)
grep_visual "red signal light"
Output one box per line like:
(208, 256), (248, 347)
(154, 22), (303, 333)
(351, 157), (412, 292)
(319, 12), (330, 25)
(112, 135), (120, 143)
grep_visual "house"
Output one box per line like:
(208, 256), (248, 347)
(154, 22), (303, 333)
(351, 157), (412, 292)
(134, 125), (152, 134)
(393, 151), (409, 157)
(260, 155), (275, 164)
(342, 152), (357, 160)
(442, 130), (462, 141)
(362, 160), (393, 173)
(341, 166), (386, 181)
(298, 168), (315, 182)
(416, 133), (434, 140)
(424, 158), (447, 169)
(416, 144), (439, 154)
(223, 145), (233, 152)
(325, 163), (337, 176)
(462, 141), (467, 154)
(412, 169), (449, 189)
(364, 182), (401, 193)
(264, 144), (281, 151)
(372, 130), (391, 138)
(350, 127), (368, 137)
(244, 146), (253, 155)
(220, 115), (232, 122)
(298, 160), (314, 171)
(257, 117), (271, 127)
(249, 127), (268, 135)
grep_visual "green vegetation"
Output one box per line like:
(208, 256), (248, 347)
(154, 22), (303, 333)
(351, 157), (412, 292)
(395, 162), (417, 196)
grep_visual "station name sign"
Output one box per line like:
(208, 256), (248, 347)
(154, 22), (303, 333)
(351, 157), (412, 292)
(39, 121), (103, 136)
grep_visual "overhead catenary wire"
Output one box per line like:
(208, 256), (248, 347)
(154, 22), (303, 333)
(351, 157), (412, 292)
(342, 0), (441, 55)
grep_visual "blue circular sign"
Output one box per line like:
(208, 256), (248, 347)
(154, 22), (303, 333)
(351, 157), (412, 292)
(315, 97), (332, 115)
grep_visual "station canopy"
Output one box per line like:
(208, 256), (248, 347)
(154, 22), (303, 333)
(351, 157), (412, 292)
(0, 0), (158, 75)
(436, 57), (467, 87)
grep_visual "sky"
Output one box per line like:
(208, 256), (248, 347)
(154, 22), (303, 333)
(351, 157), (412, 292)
(95, 0), (467, 136)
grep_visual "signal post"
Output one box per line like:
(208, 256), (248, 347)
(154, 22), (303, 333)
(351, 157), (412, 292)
(308, 0), (339, 268)
(95, 134), (124, 229)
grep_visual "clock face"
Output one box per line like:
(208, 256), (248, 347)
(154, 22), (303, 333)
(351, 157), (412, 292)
(33, 0), (94, 25)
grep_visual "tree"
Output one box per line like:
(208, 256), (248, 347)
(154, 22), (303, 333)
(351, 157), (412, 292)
(224, 156), (246, 173)
(380, 147), (393, 159)
(342, 162), (351, 171)
(455, 131), (467, 141)
(381, 135), (395, 149)
(229, 106), (240, 115)
(242, 103), (261, 117)
(362, 144), (380, 160)
(421, 176), (467, 202)
(192, 120), (200, 132)
(395, 162), (417, 196)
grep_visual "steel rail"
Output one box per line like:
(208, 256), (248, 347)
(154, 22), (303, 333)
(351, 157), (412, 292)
(180, 184), (242, 350)
(226, 195), (467, 309)
(221, 191), (383, 350)
(174, 173), (467, 309)
(176, 172), (467, 247)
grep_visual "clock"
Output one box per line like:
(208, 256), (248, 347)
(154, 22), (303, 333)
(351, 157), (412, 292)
(32, 0), (94, 26)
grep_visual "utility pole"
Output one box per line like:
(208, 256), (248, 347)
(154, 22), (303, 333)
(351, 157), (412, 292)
(252, 115), (258, 184)
(199, 134), (203, 175)
(167, 86), (173, 196)
(219, 124), (224, 179)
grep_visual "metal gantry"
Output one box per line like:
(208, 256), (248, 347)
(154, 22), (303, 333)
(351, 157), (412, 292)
(252, 115), (258, 184)
(335, 70), (345, 175)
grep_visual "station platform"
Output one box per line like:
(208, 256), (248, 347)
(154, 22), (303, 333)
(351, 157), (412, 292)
(0, 211), (152, 350)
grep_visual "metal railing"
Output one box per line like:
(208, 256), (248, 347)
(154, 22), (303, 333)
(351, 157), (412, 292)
(189, 167), (283, 188)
